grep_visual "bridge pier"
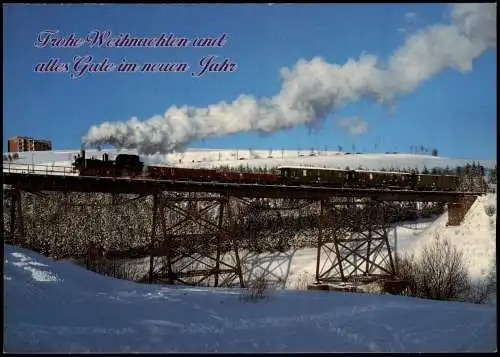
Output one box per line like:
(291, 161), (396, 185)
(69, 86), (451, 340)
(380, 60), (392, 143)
(315, 198), (396, 284)
(447, 196), (478, 226)
(147, 192), (244, 288)
(148, 193), (159, 284)
(6, 188), (25, 246)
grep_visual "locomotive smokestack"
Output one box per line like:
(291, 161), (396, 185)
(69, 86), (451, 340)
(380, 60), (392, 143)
(81, 4), (496, 155)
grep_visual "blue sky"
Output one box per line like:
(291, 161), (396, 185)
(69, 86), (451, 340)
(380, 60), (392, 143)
(3, 4), (496, 160)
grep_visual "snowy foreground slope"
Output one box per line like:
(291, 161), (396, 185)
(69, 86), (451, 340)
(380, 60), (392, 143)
(3, 244), (496, 353)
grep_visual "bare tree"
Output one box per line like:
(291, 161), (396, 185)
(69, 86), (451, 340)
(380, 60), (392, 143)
(395, 234), (471, 301)
(419, 235), (470, 300)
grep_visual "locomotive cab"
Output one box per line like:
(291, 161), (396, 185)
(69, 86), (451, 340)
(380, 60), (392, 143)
(115, 154), (144, 173)
(72, 149), (87, 170)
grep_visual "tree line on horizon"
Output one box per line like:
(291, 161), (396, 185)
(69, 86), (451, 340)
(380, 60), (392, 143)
(215, 161), (495, 179)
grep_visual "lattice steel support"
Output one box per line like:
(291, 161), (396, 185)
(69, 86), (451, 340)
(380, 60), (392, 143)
(149, 192), (244, 288)
(148, 193), (159, 283)
(7, 188), (25, 246)
(315, 198), (396, 283)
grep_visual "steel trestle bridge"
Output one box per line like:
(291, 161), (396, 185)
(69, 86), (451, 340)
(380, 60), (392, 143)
(3, 163), (483, 290)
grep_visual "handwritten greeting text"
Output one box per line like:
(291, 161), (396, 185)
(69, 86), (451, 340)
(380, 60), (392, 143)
(33, 29), (238, 79)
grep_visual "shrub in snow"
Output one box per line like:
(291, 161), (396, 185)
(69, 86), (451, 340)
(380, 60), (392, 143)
(464, 279), (495, 304)
(360, 282), (383, 294)
(415, 235), (471, 301)
(240, 274), (269, 302)
(394, 234), (472, 301)
(81, 256), (144, 282)
(293, 271), (315, 290)
(397, 241), (496, 305)
(461, 259), (496, 304)
(484, 204), (496, 217)
(393, 253), (419, 296)
(486, 258), (496, 293)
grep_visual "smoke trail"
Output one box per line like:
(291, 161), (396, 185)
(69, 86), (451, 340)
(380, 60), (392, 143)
(337, 117), (368, 135)
(82, 3), (496, 155)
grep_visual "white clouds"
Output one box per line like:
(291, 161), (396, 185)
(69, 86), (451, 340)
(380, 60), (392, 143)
(399, 11), (418, 35)
(337, 117), (368, 135)
(82, 4), (497, 155)
(405, 12), (417, 21)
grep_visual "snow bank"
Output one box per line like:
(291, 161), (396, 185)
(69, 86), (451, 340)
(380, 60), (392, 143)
(404, 194), (496, 281)
(3, 244), (496, 353)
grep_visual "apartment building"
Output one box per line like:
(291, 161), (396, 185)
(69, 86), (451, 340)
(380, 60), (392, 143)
(7, 136), (52, 152)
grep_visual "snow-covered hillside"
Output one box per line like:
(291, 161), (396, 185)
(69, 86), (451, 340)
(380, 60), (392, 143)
(3, 148), (496, 172)
(3, 244), (496, 353)
(401, 194), (497, 282)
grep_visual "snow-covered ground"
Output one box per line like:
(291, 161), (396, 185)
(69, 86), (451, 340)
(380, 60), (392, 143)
(3, 244), (496, 353)
(401, 194), (496, 282)
(2, 148), (496, 172)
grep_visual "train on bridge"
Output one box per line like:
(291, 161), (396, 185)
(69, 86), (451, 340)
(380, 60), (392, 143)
(72, 150), (460, 191)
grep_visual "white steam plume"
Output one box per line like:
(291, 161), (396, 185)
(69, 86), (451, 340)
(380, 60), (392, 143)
(337, 117), (368, 135)
(82, 4), (496, 155)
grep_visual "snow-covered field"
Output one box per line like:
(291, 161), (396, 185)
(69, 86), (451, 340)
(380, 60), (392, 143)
(3, 243), (496, 353)
(2, 148), (497, 173)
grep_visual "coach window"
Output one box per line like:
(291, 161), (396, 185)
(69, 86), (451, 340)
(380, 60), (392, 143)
(303, 169), (307, 177)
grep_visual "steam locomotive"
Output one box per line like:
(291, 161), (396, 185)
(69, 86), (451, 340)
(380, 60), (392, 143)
(72, 150), (460, 191)
(73, 150), (144, 177)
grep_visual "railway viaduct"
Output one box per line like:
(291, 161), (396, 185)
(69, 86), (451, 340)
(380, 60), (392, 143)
(3, 169), (482, 290)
